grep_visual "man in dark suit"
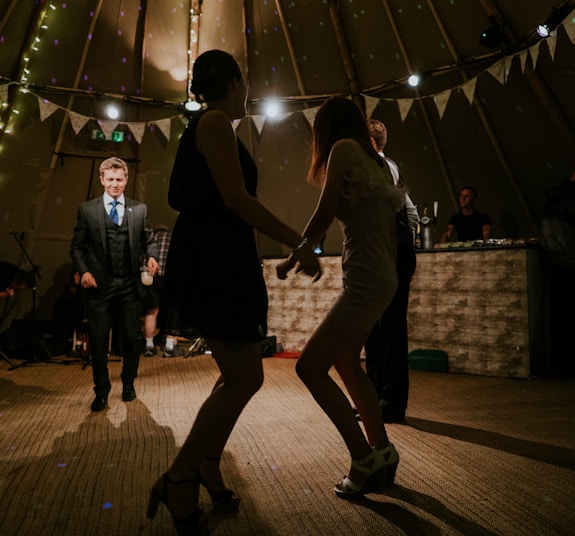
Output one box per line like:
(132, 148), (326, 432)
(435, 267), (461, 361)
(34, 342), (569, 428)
(70, 157), (159, 411)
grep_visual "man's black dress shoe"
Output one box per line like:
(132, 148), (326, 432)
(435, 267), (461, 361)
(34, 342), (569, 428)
(122, 383), (137, 402)
(91, 396), (108, 412)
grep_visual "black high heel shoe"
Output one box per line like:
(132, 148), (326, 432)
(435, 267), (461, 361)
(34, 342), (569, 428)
(198, 457), (240, 513)
(147, 472), (210, 535)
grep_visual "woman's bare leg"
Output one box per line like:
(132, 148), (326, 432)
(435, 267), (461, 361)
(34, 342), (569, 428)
(168, 339), (264, 486)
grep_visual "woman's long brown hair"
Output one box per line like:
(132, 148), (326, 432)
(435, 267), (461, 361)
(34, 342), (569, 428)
(307, 96), (382, 186)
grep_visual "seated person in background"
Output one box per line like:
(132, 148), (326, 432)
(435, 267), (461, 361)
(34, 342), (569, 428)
(439, 186), (492, 243)
(0, 261), (34, 298)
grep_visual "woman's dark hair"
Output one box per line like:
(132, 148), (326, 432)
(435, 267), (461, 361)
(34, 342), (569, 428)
(190, 50), (243, 104)
(307, 96), (381, 185)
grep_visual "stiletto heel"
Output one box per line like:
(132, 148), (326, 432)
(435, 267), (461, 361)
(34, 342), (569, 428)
(147, 472), (209, 535)
(198, 457), (240, 512)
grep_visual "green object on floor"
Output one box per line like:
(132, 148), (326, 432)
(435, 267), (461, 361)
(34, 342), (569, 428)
(408, 349), (449, 372)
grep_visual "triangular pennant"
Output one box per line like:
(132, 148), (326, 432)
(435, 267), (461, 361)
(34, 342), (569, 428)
(487, 60), (505, 84)
(529, 42), (540, 69)
(0, 85), (8, 103)
(128, 122), (146, 144)
(154, 118), (171, 141)
(251, 115), (266, 135)
(397, 99), (414, 123)
(364, 95), (380, 118)
(504, 55), (514, 82)
(98, 120), (118, 139)
(433, 90), (451, 120)
(460, 79), (477, 105)
(37, 97), (59, 121)
(546, 32), (557, 60)
(302, 106), (318, 127)
(564, 13), (575, 44)
(69, 111), (90, 135)
(519, 50), (528, 73)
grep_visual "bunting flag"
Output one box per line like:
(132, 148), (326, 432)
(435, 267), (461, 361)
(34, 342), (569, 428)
(69, 111), (90, 134)
(155, 118), (171, 141)
(504, 55), (514, 82)
(0, 85), (8, 103)
(530, 44), (540, 69)
(128, 122), (146, 144)
(397, 99), (414, 123)
(37, 97), (59, 121)
(487, 60), (505, 85)
(565, 15), (575, 44)
(460, 78), (477, 105)
(364, 95), (380, 118)
(251, 115), (266, 135)
(302, 106), (318, 127)
(546, 32), (558, 60)
(433, 90), (451, 120)
(98, 120), (118, 139)
(519, 50), (528, 73)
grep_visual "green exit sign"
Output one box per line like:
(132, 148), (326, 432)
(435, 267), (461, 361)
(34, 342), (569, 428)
(91, 129), (124, 142)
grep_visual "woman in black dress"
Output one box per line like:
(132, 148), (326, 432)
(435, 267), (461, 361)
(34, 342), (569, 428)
(147, 50), (320, 535)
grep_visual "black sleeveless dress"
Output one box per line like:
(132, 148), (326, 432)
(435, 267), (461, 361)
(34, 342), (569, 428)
(160, 110), (268, 341)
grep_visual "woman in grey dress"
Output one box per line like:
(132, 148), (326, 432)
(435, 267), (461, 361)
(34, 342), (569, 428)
(277, 96), (403, 498)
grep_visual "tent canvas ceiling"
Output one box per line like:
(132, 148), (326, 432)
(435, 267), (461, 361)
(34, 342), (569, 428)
(1, 0), (575, 322)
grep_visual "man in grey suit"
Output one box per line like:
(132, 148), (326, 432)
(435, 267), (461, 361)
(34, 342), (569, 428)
(71, 157), (159, 411)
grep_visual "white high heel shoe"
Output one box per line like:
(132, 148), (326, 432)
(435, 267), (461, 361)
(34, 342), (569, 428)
(333, 443), (400, 498)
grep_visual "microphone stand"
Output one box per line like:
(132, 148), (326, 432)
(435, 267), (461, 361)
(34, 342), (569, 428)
(9, 230), (42, 366)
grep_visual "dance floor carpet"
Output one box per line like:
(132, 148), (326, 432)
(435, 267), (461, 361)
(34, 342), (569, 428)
(1, 352), (574, 535)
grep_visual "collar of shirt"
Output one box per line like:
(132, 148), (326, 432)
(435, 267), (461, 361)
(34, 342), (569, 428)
(103, 192), (125, 207)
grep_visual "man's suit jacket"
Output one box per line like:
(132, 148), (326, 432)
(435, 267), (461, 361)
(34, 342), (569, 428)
(70, 196), (159, 297)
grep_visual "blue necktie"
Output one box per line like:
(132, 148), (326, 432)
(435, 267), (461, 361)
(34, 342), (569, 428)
(110, 200), (119, 225)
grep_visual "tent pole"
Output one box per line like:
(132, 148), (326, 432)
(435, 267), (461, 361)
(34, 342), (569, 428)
(381, 0), (457, 213)
(49, 0), (105, 171)
(327, 1), (364, 112)
(274, 0), (307, 97)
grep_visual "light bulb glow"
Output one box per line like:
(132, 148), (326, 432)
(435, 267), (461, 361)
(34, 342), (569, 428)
(106, 104), (120, 119)
(265, 101), (281, 118)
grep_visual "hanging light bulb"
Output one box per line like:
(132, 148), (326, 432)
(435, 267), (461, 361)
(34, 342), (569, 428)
(265, 100), (281, 118)
(106, 103), (120, 120)
(536, 3), (573, 39)
(407, 73), (422, 88)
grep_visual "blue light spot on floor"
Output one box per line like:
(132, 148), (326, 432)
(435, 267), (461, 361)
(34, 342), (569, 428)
(103, 502), (113, 509)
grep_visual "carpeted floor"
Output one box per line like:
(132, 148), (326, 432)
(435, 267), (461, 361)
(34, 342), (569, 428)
(0, 352), (574, 535)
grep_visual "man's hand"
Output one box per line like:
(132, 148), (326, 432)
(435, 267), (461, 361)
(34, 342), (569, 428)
(147, 257), (160, 276)
(81, 272), (98, 288)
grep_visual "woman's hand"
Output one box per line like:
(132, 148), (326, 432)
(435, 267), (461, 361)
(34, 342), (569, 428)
(276, 245), (322, 282)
